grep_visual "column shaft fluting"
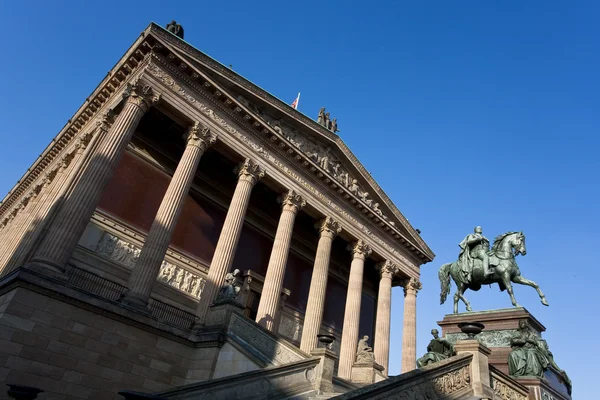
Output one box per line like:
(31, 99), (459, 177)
(401, 277), (421, 373)
(1, 117), (109, 276)
(374, 261), (397, 373)
(255, 190), (305, 331)
(338, 240), (372, 380)
(122, 122), (216, 311)
(195, 159), (264, 323)
(299, 217), (341, 353)
(29, 83), (159, 272)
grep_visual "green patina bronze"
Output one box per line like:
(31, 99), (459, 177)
(439, 228), (549, 313)
(508, 320), (572, 395)
(416, 329), (455, 368)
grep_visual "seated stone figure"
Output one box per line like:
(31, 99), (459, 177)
(356, 335), (375, 363)
(214, 269), (241, 304)
(417, 329), (455, 368)
(508, 320), (549, 378)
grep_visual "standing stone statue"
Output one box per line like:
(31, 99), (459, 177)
(508, 320), (549, 378)
(356, 335), (375, 363)
(214, 269), (241, 304)
(317, 107), (326, 126)
(458, 226), (492, 279)
(417, 329), (455, 368)
(324, 112), (331, 129)
(166, 20), (184, 39)
(331, 118), (339, 133)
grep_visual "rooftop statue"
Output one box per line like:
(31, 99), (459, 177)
(439, 228), (548, 313)
(316, 108), (339, 133)
(417, 329), (455, 368)
(166, 20), (184, 39)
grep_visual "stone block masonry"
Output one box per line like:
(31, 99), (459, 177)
(0, 287), (218, 399)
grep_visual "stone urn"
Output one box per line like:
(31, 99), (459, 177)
(458, 322), (485, 339)
(317, 333), (335, 347)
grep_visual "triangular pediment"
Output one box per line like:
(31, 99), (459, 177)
(145, 23), (434, 262)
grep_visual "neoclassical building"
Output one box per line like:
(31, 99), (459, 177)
(0, 23), (440, 398)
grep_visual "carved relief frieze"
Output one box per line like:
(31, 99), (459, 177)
(492, 376), (528, 400)
(92, 230), (205, 298)
(145, 62), (414, 267)
(432, 366), (471, 395)
(446, 329), (524, 348)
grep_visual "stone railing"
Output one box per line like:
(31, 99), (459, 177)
(332, 353), (473, 400)
(157, 358), (320, 399)
(490, 366), (530, 400)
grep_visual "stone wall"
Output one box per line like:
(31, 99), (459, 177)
(0, 286), (218, 399)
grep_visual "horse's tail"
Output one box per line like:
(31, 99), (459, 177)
(439, 263), (453, 305)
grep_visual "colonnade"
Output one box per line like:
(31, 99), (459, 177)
(8, 80), (421, 376)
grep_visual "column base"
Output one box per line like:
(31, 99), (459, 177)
(119, 292), (152, 315)
(22, 261), (69, 281)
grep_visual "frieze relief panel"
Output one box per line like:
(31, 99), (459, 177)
(79, 222), (206, 298)
(492, 378), (528, 400)
(446, 330), (523, 348)
(145, 62), (416, 268)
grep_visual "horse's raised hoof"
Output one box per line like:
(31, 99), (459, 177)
(541, 298), (549, 306)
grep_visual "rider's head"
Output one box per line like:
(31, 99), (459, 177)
(431, 329), (439, 338)
(474, 226), (483, 234)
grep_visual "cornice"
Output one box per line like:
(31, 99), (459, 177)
(146, 23), (434, 262)
(0, 31), (156, 220)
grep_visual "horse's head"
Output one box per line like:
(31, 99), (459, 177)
(513, 231), (527, 256)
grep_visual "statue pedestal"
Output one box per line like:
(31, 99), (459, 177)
(204, 300), (245, 327)
(310, 348), (338, 394)
(438, 308), (571, 400)
(438, 307), (544, 375)
(351, 361), (385, 384)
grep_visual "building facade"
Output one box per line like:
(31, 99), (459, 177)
(0, 23), (435, 398)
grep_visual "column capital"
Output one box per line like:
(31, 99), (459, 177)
(376, 260), (399, 279)
(401, 277), (422, 296)
(316, 217), (341, 239)
(348, 240), (372, 260)
(94, 110), (116, 134)
(123, 82), (161, 112)
(279, 190), (306, 214)
(184, 121), (217, 151)
(236, 158), (265, 185)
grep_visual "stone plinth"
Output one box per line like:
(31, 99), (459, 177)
(453, 339), (494, 399)
(438, 307), (544, 375)
(438, 308), (571, 399)
(350, 361), (385, 384)
(517, 375), (571, 400)
(204, 300), (246, 327)
(310, 348), (338, 394)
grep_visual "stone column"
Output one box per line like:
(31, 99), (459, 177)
(194, 159), (264, 324)
(401, 277), (422, 373)
(1, 114), (111, 275)
(255, 190), (305, 331)
(374, 260), (398, 374)
(338, 240), (372, 380)
(28, 82), (159, 273)
(300, 217), (341, 353)
(121, 122), (216, 312)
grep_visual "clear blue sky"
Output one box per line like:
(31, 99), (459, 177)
(1, 1), (598, 396)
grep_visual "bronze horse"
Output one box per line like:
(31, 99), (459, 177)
(439, 231), (549, 313)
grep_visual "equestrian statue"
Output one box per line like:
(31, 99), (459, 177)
(439, 226), (549, 313)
